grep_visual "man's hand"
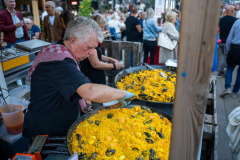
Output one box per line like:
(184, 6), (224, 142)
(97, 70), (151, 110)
(117, 91), (135, 106)
(79, 99), (92, 113)
(15, 22), (23, 28)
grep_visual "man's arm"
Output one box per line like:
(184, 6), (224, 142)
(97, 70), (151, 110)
(226, 22), (235, 51)
(136, 24), (143, 33)
(0, 13), (17, 32)
(77, 83), (126, 103)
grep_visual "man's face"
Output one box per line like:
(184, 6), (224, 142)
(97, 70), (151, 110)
(71, 32), (98, 62)
(25, 21), (32, 30)
(5, 0), (16, 9)
(45, 4), (54, 14)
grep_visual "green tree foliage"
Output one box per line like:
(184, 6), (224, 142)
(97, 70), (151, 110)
(78, 0), (94, 17)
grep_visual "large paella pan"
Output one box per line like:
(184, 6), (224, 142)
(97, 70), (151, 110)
(67, 104), (172, 160)
(114, 65), (175, 116)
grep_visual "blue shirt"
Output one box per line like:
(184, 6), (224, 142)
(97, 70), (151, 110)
(143, 18), (162, 40)
(139, 18), (143, 28)
(31, 24), (40, 39)
(226, 19), (240, 51)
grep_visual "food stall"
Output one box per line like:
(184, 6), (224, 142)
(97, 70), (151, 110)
(0, 0), (221, 158)
(0, 39), (50, 160)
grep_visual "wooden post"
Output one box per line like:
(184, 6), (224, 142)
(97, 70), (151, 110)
(169, 0), (220, 159)
(42, 0), (46, 11)
(32, 0), (40, 29)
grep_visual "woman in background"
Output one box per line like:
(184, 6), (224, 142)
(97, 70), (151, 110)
(80, 14), (122, 84)
(57, 10), (75, 44)
(143, 8), (162, 65)
(158, 11), (179, 64)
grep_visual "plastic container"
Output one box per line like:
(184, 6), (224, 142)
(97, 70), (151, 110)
(0, 104), (24, 135)
(9, 85), (30, 100)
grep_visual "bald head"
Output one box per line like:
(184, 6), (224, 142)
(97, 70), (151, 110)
(45, 1), (55, 16)
(226, 5), (234, 16)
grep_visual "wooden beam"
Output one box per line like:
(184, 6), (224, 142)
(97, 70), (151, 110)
(169, 0), (220, 159)
(32, 0), (40, 30)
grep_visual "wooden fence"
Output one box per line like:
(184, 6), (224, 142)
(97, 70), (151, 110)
(101, 40), (142, 86)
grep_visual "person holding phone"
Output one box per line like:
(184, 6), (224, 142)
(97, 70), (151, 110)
(0, 0), (28, 48)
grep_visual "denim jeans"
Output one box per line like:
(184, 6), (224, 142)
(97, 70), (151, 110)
(225, 64), (240, 93)
(143, 40), (157, 65)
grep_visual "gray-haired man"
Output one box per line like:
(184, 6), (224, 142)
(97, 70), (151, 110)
(22, 17), (135, 139)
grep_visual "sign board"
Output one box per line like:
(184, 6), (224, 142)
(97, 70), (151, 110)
(155, 0), (165, 17)
(71, 1), (78, 5)
(109, 1), (112, 4)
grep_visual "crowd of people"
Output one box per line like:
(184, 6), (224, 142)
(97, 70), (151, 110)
(218, 3), (240, 98)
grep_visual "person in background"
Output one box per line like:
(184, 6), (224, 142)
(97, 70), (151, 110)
(42, 1), (64, 42)
(125, 6), (142, 42)
(108, 14), (125, 40)
(143, 8), (162, 65)
(120, 13), (126, 41)
(235, 4), (240, 19)
(139, 12), (146, 42)
(140, 1), (145, 12)
(121, 1), (126, 9)
(171, 9), (180, 32)
(28, 16), (40, 39)
(80, 14), (122, 84)
(158, 11), (179, 64)
(22, 16), (134, 139)
(115, 1), (120, 12)
(218, 5), (237, 76)
(57, 10), (75, 45)
(220, 19), (240, 98)
(0, 0), (28, 48)
(106, 9), (114, 22)
(157, 17), (161, 27)
(55, 6), (63, 13)
(128, 2), (133, 12)
(24, 18), (32, 40)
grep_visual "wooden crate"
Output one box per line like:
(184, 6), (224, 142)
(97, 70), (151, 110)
(101, 40), (142, 86)
(201, 76), (218, 160)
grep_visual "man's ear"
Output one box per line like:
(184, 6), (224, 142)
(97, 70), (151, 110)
(70, 36), (78, 46)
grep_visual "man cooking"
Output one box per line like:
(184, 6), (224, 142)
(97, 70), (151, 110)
(22, 17), (135, 139)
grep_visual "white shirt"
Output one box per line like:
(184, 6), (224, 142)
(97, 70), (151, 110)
(108, 19), (125, 33)
(140, 4), (145, 12)
(42, 11), (48, 21)
(115, 4), (120, 12)
(49, 16), (55, 26)
(114, 12), (120, 20)
(7, 8), (24, 38)
(236, 10), (240, 19)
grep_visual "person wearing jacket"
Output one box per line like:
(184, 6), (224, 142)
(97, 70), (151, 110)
(158, 11), (179, 64)
(0, 0), (28, 48)
(41, 1), (64, 42)
(143, 8), (162, 65)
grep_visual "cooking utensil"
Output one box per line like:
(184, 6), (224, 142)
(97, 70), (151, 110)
(66, 104), (172, 155)
(103, 96), (136, 108)
(114, 65), (174, 116)
(141, 63), (166, 78)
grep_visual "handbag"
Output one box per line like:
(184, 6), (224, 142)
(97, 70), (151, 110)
(157, 32), (177, 51)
